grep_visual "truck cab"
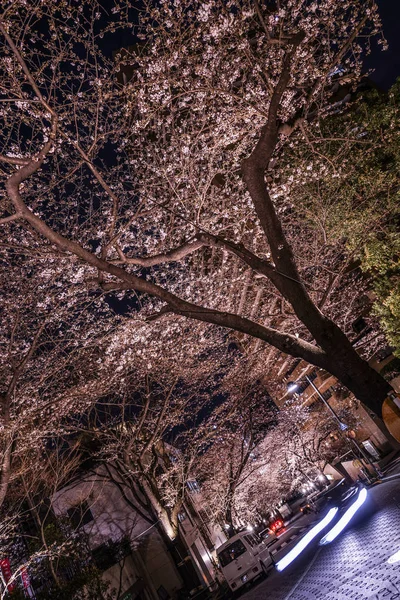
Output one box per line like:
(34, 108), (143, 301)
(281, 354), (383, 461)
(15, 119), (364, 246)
(216, 531), (274, 592)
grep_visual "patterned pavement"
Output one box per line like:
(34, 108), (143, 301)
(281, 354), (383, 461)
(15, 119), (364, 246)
(241, 477), (400, 600)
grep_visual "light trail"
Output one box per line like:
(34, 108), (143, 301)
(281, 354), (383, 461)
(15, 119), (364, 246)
(276, 507), (338, 572)
(388, 549), (400, 564)
(319, 487), (367, 545)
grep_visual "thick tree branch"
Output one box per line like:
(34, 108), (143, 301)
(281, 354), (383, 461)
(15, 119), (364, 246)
(111, 231), (293, 293)
(4, 155), (330, 367)
(0, 213), (22, 224)
(0, 155), (30, 166)
(112, 238), (204, 266)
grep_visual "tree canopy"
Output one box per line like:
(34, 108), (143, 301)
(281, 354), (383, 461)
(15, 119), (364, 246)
(0, 0), (395, 419)
(0, 4), (399, 591)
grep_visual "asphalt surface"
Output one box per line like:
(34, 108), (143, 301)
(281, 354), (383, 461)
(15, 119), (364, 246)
(240, 475), (400, 600)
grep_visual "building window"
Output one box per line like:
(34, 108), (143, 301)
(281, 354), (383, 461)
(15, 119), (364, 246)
(308, 370), (318, 382)
(178, 511), (187, 523)
(186, 480), (200, 494)
(157, 585), (170, 600)
(321, 388), (332, 401)
(67, 500), (94, 529)
(198, 508), (212, 524)
(296, 380), (309, 394)
(92, 538), (131, 572)
(352, 316), (367, 334)
(244, 534), (258, 548)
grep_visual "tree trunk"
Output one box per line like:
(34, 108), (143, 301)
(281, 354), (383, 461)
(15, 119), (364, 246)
(5, 129), (394, 419)
(140, 478), (178, 540)
(321, 345), (392, 417)
(224, 487), (236, 534)
(242, 146), (393, 418)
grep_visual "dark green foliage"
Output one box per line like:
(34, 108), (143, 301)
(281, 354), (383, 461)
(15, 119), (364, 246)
(276, 80), (400, 355)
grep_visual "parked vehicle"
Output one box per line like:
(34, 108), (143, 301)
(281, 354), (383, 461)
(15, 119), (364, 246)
(216, 531), (274, 593)
(263, 509), (286, 536)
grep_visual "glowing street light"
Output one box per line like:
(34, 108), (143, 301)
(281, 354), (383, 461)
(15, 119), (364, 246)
(287, 376), (381, 480)
(287, 381), (300, 394)
(287, 377), (348, 431)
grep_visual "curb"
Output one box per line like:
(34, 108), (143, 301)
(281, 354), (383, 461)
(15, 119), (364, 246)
(367, 472), (400, 488)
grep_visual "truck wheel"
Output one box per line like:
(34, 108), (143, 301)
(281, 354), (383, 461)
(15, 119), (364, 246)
(261, 561), (269, 578)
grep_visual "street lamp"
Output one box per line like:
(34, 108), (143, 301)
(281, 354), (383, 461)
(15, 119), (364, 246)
(287, 375), (381, 480)
(287, 375), (349, 431)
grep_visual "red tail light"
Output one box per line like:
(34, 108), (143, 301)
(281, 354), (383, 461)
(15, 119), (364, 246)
(271, 519), (284, 531)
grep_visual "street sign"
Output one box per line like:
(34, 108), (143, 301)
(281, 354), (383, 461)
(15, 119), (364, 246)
(0, 558), (15, 592)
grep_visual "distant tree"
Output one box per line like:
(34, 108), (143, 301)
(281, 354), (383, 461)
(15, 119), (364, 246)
(70, 369), (228, 540)
(0, 257), (115, 511)
(193, 390), (277, 531)
(0, 0), (395, 418)
(196, 401), (352, 530)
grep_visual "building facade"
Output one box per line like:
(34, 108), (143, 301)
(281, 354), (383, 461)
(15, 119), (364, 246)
(52, 465), (184, 600)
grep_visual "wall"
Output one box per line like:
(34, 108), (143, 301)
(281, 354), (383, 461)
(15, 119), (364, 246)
(51, 465), (183, 599)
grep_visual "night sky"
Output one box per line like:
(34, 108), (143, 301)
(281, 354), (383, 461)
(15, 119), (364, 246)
(100, 0), (400, 90)
(366, 0), (400, 89)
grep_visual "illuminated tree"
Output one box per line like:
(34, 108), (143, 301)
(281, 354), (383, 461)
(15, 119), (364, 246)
(0, 0), (393, 440)
(193, 390), (277, 530)
(0, 256), (119, 511)
(270, 80), (400, 360)
(196, 402), (351, 529)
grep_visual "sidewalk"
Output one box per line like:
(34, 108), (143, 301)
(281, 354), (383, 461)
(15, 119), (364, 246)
(382, 451), (400, 474)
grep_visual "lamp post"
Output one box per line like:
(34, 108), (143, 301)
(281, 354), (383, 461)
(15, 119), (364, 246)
(288, 375), (348, 431)
(287, 375), (381, 481)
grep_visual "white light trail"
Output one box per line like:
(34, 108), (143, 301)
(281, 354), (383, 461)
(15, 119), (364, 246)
(319, 487), (367, 545)
(276, 507), (338, 572)
(388, 549), (400, 565)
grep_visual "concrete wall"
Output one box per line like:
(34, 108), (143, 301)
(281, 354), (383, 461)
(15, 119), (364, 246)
(52, 466), (183, 599)
(177, 491), (227, 590)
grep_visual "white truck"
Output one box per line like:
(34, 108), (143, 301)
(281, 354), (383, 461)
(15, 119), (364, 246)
(216, 531), (275, 593)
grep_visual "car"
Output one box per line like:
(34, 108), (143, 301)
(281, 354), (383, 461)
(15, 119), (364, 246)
(268, 517), (285, 535)
(313, 478), (361, 512)
(263, 509), (286, 536)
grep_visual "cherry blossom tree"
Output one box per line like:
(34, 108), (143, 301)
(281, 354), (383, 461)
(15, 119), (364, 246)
(0, 0), (394, 427)
(193, 389), (277, 530)
(196, 401), (351, 530)
(69, 366), (255, 540)
(0, 257), (116, 511)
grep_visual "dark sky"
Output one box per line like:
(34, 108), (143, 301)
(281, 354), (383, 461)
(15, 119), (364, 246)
(99, 0), (400, 90)
(367, 0), (400, 89)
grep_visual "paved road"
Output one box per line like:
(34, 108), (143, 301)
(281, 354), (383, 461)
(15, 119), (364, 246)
(240, 477), (400, 600)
